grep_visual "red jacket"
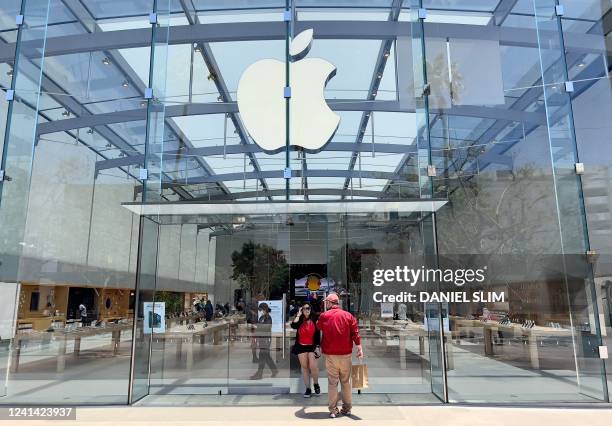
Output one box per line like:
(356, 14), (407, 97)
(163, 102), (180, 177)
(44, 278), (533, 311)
(317, 306), (361, 355)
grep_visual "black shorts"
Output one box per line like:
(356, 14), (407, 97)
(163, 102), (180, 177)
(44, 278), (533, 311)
(292, 343), (316, 355)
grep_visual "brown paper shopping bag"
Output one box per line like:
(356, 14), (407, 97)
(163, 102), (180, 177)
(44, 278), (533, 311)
(351, 361), (369, 389)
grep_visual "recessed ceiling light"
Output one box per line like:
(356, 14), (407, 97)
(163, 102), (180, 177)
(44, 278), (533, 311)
(102, 57), (111, 65)
(377, 74), (382, 79)
(194, 44), (202, 52)
(383, 52), (390, 58)
(577, 62), (586, 68)
(122, 80), (129, 88)
(140, 101), (147, 107)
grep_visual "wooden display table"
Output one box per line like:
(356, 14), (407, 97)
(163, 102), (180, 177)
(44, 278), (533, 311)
(369, 319), (456, 370)
(10, 323), (132, 373)
(150, 316), (245, 369)
(17, 316), (66, 332)
(453, 318), (572, 368)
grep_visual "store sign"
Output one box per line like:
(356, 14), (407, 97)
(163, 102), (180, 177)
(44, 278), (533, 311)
(237, 29), (340, 153)
(380, 302), (394, 318)
(258, 300), (284, 333)
(143, 302), (165, 334)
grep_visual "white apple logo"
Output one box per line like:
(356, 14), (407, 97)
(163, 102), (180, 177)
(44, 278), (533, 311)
(237, 29), (340, 153)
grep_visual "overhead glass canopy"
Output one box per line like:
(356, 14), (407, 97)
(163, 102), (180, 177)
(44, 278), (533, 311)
(0, 0), (606, 204)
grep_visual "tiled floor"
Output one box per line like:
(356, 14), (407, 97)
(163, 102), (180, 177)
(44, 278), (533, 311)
(138, 392), (441, 406)
(7, 404), (612, 426)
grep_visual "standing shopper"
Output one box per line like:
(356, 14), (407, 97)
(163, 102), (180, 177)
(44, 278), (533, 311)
(204, 300), (214, 322)
(291, 303), (321, 398)
(78, 303), (89, 326)
(317, 293), (363, 418)
(250, 303), (279, 380)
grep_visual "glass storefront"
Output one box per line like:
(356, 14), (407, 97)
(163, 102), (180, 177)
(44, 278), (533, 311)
(0, 0), (610, 406)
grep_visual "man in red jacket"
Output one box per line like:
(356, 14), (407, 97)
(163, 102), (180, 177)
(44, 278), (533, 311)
(317, 293), (363, 418)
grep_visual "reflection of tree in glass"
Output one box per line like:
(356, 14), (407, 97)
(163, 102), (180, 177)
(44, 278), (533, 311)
(231, 241), (289, 300)
(427, 52), (465, 107)
(436, 154), (573, 316)
(155, 291), (183, 315)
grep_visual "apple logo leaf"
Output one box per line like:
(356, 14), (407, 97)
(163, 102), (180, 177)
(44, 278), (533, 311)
(289, 28), (314, 61)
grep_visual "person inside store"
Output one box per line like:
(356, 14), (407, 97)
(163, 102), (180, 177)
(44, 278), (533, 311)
(78, 302), (89, 326)
(246, 294), (264, 363)
(291, 303), (321, 398)
(288, 300), (299, 318)
(214, 302), (225, 318)
(310, 292), (322, 314)
(250, 302), (278, 380)
(204, 299), (214, 321)
(317, 293), (363, 418)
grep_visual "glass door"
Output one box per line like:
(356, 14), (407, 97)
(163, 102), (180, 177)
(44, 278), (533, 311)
(337, 210), (442, 399)
(287, 213), (330, 394)
(127, 201), (447, 402)
(129, 216), (160, 403)
(226, 214), (292, 395)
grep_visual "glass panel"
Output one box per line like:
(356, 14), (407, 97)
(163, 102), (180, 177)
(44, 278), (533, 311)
(130, 216), (158, 403)
(0, 0), (50, 284)
(130, 0), (169, 403)
(227, 216), (290, 394)
(329, 210), (436, 399)
(533, 0), (607, 401)
(560, 1), (612, 401)
(570, 76), (612, 404)
(408, 0), (447, 401)
(134, 203), (445, 404)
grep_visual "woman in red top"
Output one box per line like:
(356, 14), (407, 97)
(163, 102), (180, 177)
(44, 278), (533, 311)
(291, 303), (321, 398)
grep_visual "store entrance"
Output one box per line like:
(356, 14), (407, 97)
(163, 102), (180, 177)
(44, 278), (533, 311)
(126, 200), (447, 403)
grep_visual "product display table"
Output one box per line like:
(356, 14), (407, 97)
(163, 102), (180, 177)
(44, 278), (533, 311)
(11, 323), (132, 373)
(453, 318), (572, 368)
(369, 319), (443, 369)
(151, 316), (244, 369)
(17, 316), (66, 332)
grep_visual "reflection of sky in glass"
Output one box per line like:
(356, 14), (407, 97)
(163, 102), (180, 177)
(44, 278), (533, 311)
(210, 40), (285, 98)
(38, 1), (604, 199)
(310, 39), (380, 99)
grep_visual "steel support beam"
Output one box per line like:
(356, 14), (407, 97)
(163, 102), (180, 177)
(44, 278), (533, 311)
(161, 169), (412, 187)
(492, 0), (520, 26)
(36, 99), (546, 136)
(0, 20), (604, 64)
(195, 187), (391, 201)
(94, 142), (419, 174)
(342, 0), (402, 197)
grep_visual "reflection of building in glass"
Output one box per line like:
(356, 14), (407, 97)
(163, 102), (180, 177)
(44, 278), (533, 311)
(0, 0), (610, 408)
